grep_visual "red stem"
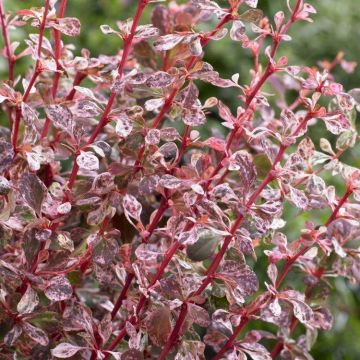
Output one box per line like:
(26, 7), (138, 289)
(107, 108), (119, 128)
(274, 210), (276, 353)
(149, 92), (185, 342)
(41, 0), (68, 139)
(270, 188), (354, 359)
(132, 13), (234, 174)
(67, 0), (148, 190)
(103, 241), (180, 357)
(111, 273), (135, 320)
(12, 0), (50, 151)
(325, 189), (352, 226)
(216, 187), (353, 359)
(106, 3), (303, 356)
(162, 109), (312, 357)
(0, 0), (14, 83)
(158, 302), (188, 360)
(100, 14), (235, 330)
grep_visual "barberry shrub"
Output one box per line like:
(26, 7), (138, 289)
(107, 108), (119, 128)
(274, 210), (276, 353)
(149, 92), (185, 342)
(0, 0), (359, 358)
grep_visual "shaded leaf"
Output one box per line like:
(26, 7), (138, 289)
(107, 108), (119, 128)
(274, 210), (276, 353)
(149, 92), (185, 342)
(19, 173), (47, 215)
(146, 306), (172, 346)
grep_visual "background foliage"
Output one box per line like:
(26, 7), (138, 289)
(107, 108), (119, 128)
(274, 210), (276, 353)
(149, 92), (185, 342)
(1, 1), (359, 358)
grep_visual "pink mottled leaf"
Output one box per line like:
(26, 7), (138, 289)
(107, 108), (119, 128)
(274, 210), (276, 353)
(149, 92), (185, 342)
(51, 17), (81, 36)
(44, 275), (73, 301)
(22, 322), (49, 346)
(123, 194), (142, 223)
(51, 343), (85, 358)
(146, 71), (173, 88)
(77, 151), (99, 171)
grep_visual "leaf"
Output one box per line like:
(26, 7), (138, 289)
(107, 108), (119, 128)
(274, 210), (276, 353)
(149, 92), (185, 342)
(51, 343), (85, 358)
(145, 97), (165, 112)
(45, 104), (73, 133)
(289, 186), (309, 209)
(146, 306), (172, 346)
(220, 260), (259, 299)
(91, 172), (114, 195)
(188, 303), (211, 327)
(57, 202), (72, 215)
(159, 174), (183, 189)
(230, 21), (246, 41)
(178, 228), (199, 246)
(57, 233), (74, 252)
(145, 129), (161, 145)
(100, 24), (118, 35)
(321, 113), (350, 135)
(115, 113), (133, 138)
(22, 102), (39, 126)
(245, 0), (258, 8)
(4, 325), (22, 347)
(135, 24), (159, 39)
(52, 17), (81, 36)
(153, 33), (184, 51)
(239, 9), (263, 23)
(73, 100), (102, 118)
(17, 285), (39, 314)
(289, 299), (313, 326)
(186, 229), (220, 262)
(22, 322), (49, 346)
(19, 173), (47, 215)
(44, 275), (73, 301)
(267, 263), (278, 286)
(202, 137), (226, 152)
(99, 313), (113, 344)
(240, 342), (272, 360)
(182, 107), (206, 126)
(268, 298), (282, 317)
(0, 140), (14, 173)
(253, 154), (272, 179)
(178, 82), (199, 108)
(77, 151), (99, 171)
(228, 151), (257, 190)
(121, 349), (144, 360)
(23, 228), (41, 266)
(160, 127), (180, 141)
(123, 194), (142, 223)
(146, 71), (173, 88)
(0, 176), (11, 195)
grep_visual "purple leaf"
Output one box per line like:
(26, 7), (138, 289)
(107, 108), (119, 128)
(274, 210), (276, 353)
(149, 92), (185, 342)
(44, 275), (73, 301)
(146, 306), (172, 346)
(0, 140), (14, 173)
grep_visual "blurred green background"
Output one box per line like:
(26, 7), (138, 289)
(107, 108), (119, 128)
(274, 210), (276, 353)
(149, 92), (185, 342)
(1, 0), (360, 359)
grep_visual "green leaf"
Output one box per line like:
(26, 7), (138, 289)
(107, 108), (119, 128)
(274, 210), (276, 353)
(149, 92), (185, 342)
(186, 229), (220, 262)
(253, 154), (272, 179)
(239, 9), (263, 23)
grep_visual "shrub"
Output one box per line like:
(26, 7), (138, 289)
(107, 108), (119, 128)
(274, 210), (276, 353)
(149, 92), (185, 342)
(0, 0), (359, 359)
